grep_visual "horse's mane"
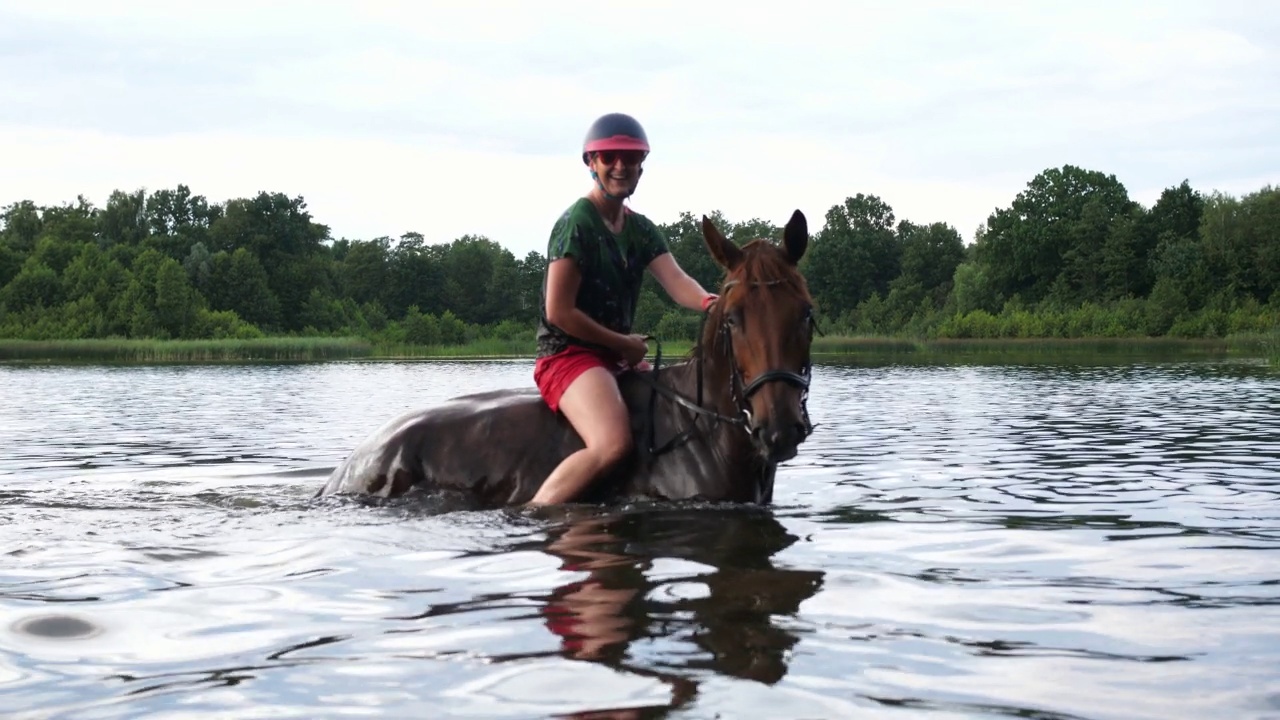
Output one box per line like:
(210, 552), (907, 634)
(694, 239), (812, 361)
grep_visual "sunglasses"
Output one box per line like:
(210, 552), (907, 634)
(594, 150), (646, 166)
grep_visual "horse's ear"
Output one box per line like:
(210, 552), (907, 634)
(702, 215), (743, 270)
(783, 209), (808, 264)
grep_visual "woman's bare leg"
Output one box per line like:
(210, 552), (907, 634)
(528, 367), (632, 505)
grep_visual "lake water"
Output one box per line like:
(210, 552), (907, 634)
(1, 353), (1278, 719)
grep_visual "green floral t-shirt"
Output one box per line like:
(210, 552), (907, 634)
(535, 198), (670, 358)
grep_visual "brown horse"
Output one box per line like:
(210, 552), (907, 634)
(314, 210), (816, 507)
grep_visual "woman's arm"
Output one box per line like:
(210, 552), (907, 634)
(646, 253), (715, 311)
(545, 257), (647, 365)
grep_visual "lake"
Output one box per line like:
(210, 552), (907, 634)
(2, 353), (1278, 719)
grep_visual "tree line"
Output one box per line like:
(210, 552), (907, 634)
(1, 165), (1276, 346)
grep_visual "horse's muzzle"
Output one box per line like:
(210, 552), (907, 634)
(740, 367), (813, 464)
(751, 419), (808, 463)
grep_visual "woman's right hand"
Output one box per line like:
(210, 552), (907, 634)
(618, 333), (649, 368)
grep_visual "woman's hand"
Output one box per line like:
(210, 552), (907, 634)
(618, 333), (649, 368)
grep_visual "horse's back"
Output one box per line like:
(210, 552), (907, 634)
(316, 386), (579, 502)
(315, 363), (719, 505)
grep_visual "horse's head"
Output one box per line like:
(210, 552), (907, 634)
(700, 210), (814, 464)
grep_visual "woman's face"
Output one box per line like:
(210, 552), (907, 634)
(590, 150), (645, 198)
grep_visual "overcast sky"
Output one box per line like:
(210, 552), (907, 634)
(2, 0), (1276, 258)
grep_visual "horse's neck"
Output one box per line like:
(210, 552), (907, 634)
(641, 355), (776, 501)
(659, 353), (735, 415)
(659, 354), (758, 460)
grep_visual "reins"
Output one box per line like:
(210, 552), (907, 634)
(638, 316), (745, 457)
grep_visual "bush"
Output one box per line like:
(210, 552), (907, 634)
(402, 306), (440, 345)
(654, 310), (700, 343)
(194, 309), (264, 339)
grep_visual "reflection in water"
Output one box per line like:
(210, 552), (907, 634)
(522, 506), (823, 716)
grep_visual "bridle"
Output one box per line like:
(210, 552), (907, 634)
(639, 277), (818, 457)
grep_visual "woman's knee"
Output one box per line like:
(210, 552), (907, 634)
(579, 414), (633, 468)
(594, 429), (633, 467)
(557, 366), (633, 465)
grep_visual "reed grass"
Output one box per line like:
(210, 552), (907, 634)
(0, 337), (372, 363)
(812, 335), (1244, 359)
(370, 337), (536, 359)
(1249, 330), (1280, 365)
(2, 332), (1274, 365)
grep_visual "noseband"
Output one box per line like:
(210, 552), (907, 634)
(642, 277), (816, 456)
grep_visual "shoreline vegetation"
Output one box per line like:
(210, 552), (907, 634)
(2, 164), (1277, 367)
(2, 332), (1275, 365)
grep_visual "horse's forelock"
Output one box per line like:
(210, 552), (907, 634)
(699, 240), (810, 357)
(737, 240), (811, 301)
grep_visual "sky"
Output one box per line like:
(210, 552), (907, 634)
(1, 0), (1277, 258)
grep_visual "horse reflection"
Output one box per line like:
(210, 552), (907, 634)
(530, 505), (825, 716)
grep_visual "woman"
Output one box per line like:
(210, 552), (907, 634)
(528, 112), (717, 506)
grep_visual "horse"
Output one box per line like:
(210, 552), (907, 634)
(314, 209), (817, 508)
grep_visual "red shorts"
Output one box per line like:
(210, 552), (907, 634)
(534, 345), (623, 413)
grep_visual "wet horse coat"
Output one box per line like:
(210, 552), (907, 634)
(315, 211), (816, 507)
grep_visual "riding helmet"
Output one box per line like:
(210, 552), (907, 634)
(582, 113), (650, 164)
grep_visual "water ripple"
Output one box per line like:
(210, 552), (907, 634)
(1, 358), (1278, 718)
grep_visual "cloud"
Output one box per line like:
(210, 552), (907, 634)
(1, 0), (1276, 258)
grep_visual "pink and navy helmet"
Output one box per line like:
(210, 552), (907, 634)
(582, 113), (650, 165)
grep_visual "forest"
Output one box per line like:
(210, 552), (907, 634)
(1, 164), (1276, 351)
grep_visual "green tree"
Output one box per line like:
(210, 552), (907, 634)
(39, 196), (99, 247)
(386, 232), (447, 318)
(339, 237), (391, 310)
(515, 250), (546, 318)
(0, 244), (22, 290)
(1149, 179), (1205, 242)
(1, 200), (43, 253)
(146, 184), (220, 237)
(1, 257), (61, 312)
(154, 256), (203, 338)
(801, 193), (900, 318)
(441, 235), (503, 325)
(403, 306), (441, 345)
(62, 244), (133, 336)
(975, 165), (1136, 307)
(98, 189), (149, 247)
(184, 242), (213, 291)
(484, 247), (523, 324)
(206, 248), (282, 330)
(30, 234), (83, 276)
(897, 220), (965, 305)
(120, 248), (169, 337)
(1198, 186), (1280, 305)
(1241, 186), (1280, 304)
(729, 217), (781, 245)
(207, 191), (330, 330)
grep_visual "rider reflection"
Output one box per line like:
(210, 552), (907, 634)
(536, 506), (826, 712)
(541, 519), (645, 664)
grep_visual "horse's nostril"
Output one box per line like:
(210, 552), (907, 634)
(752, 420), (805, 453)
(766, 427), (788, 447)
(767, 424), (807, 451)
